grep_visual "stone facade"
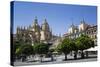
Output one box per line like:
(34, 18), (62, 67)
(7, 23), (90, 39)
(86, 25), (97, 45)
(16, 17), (52, 45)
(63, 20), (97, 45)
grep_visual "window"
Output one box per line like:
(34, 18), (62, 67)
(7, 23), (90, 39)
(86, 32), (88, 34)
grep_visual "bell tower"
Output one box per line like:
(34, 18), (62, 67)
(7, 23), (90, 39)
(40, 19), (52, 43)
(31, 17), (41, 42)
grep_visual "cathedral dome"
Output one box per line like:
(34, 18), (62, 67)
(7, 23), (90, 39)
(41, 19), (50, 31)
(32, 17), (40, 32)
(33, 17), (38, 27)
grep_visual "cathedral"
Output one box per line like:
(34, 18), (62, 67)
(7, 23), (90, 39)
(16, 17), (52, 45)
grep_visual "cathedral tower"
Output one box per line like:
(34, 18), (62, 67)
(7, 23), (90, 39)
(31, 17), (41, 42)
(40, 19), (52, 43)
(79, 19), (88, 32)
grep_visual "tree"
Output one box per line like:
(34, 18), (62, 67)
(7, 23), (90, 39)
(34, 43), (49, 62)
(13, 40), (23, 61)
(76, 34), (95, 58)
(70, 40), (78, 59)
(15, 44), (35, 61)
(57, 38), (71, 60)
(22, 45), (34, 56)
(48, 48), (55, 61)
(15, 47), (21, 58)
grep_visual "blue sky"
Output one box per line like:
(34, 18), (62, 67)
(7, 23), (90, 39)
(13, 1), (97, 36)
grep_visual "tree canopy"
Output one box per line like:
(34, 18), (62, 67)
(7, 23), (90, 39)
(76, 34), (95, 51)
(34, 43), (49, 55)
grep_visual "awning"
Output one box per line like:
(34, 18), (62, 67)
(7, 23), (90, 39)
(85, 46), (98, 51)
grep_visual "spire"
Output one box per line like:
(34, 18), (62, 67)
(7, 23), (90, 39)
(71, 22), (74, 27)
(24, 26), (25, 30)
(32, 16), (39, 28)
(44, 18), (48, 24)
(81, 18), (85, 24)
(70, 18), (74, 27)
(35, 16), (37, 20)
(32, 16), (41, 32)
(17, 26), (20, 34)
(41, 18), (50, 31)
(29, 25), (31, 29)
(83, 18), (85, 23)
(34, 16), (38, 24)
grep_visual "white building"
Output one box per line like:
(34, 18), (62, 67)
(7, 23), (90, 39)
(63, 19), (97, 46)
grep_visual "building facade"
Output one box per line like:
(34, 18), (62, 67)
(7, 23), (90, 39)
(63, 19), (97, 45)
(15, 17), (52, 45)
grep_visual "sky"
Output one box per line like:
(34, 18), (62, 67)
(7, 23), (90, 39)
(12, 1), (97, 36)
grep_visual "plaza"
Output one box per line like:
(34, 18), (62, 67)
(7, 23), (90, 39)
(14, 54), (97, 66)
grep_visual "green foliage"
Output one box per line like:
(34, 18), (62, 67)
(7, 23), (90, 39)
(34, 43), (49, 55)
(21, 44), (34, 56)
(15, 47), (21, 56)
(14, 33), (95, 60)
(70, 40), (78, 51)
(49, 48), (55, 53)
(57, 38), (71, 54)
(76, 34), (94, 51)
(15, 44), (34, 56)
(56, 34), (95, 59)
(13, 40), (22, 57)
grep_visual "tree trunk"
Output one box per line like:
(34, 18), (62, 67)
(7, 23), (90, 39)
(40, 57), (42, 62)
(65, 54), (67, 61)
(86, 51), (88, 58)
(32, 55), (35, 61)
(74, 51), (77, 59)
(40, 55), (43, 62)
(51, 55), (54, 61)
(70, 51), (73, 56)
(81, 50), (84, 59)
